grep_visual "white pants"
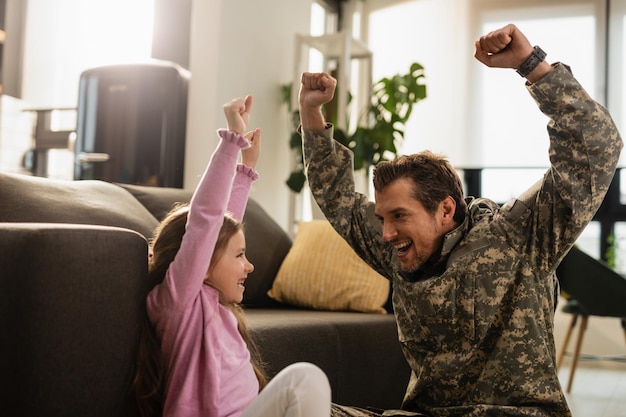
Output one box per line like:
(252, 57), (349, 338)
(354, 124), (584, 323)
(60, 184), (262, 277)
(241, 362), (331, 417)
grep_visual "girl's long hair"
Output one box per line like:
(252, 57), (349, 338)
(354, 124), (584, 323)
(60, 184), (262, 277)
(133, 204), (267, 417)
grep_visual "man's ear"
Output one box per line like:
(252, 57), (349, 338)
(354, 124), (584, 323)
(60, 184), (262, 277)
(440, 196), (457, 224)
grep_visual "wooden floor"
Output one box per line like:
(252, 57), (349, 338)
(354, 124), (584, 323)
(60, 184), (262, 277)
(554, 298), (626, 417)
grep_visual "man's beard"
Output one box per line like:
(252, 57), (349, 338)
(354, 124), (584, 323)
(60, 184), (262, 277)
(400, 257), (422, 274)
(398, 249), (444, 281)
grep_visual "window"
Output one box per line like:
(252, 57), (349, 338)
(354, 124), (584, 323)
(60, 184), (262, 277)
(608, 0), (626, 161)
(294, 1), (339, 225)
(472, 3), (601, 198)
(308, 1), (331, 71)
(477, 15), (597, 168)
(368, 0), (607, 170)
(22, 0), (155, 108)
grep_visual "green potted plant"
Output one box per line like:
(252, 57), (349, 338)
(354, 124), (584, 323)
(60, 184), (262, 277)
(282, 62), (427, 193)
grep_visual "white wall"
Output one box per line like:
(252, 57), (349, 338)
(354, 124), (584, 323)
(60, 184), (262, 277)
(186, 0), (312, 231)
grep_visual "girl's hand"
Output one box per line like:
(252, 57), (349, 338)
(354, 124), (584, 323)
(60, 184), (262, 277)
(223, 95), (253, 134)
(242, 128), (261, 169)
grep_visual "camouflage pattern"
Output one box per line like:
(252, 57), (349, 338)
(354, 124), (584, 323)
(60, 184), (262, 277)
(303, 63), (623, 417)
(331, 403), (428, 416)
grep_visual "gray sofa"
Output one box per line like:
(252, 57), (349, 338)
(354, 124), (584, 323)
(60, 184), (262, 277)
(0, 171), (410, 417)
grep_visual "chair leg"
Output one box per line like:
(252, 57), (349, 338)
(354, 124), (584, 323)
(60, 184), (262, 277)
(557, 314), (578, 370)
(566, 315), (588, 393)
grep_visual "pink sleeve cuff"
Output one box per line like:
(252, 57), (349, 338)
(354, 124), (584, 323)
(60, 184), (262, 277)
(236, 163), (259, 181)
(217, 128), (250, 148)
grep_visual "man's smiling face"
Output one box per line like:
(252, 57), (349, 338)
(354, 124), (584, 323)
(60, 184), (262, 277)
(374, 177), (455, 273)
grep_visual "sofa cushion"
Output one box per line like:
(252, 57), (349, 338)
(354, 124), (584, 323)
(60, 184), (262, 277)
(242, 199), (293, 307)
(117, 183), (194, 221)
(118, 183), (291, 308)
(268, 220), (390, 313)
(0, 172), (159, 238)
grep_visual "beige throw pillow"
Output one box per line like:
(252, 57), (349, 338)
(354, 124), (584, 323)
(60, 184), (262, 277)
(268, 220), (389, 313)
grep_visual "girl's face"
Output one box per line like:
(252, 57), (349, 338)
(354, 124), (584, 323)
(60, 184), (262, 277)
(205, 229), (254, 304)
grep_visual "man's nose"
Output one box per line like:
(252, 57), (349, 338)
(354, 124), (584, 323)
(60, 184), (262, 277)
(381, 222), (397, 242)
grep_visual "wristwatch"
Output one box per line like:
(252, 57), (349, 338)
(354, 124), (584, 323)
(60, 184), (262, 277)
(516, 46), (547, 78)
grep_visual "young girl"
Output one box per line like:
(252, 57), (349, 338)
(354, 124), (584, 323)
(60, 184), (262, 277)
(134, 95), (331, 417)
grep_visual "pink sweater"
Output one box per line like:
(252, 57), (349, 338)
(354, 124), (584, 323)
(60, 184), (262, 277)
(147, 129), (260, 417)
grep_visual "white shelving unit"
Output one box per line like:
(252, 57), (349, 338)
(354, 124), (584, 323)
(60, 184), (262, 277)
(291, 30), (373, 131)
(288, 31), (373, 235)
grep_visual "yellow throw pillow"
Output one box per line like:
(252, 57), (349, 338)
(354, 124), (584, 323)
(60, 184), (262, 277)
(268, 220), (389, 313)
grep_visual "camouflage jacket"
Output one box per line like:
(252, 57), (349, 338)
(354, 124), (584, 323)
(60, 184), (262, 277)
(302, 63), (622, 417)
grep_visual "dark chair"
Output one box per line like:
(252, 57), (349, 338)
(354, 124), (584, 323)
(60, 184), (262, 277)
(555, 245), (626, 393)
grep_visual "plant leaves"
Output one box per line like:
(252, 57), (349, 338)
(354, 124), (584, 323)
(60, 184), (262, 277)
(283, 62), (427, 192)
(289, 131), (302, 150)
(286, 170), (307, 193)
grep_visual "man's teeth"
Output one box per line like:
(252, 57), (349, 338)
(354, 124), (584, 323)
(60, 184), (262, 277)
(394, 241), (412, 250)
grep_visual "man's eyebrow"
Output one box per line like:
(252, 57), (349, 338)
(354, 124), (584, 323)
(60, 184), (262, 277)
(389, 207), (408, 215)
(375, 206), (407, 218)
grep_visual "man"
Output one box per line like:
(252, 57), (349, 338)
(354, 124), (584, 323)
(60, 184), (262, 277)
(299, 24), (622, 417)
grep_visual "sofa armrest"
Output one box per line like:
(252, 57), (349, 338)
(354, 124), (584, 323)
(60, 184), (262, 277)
(0, 223), (149, 417)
